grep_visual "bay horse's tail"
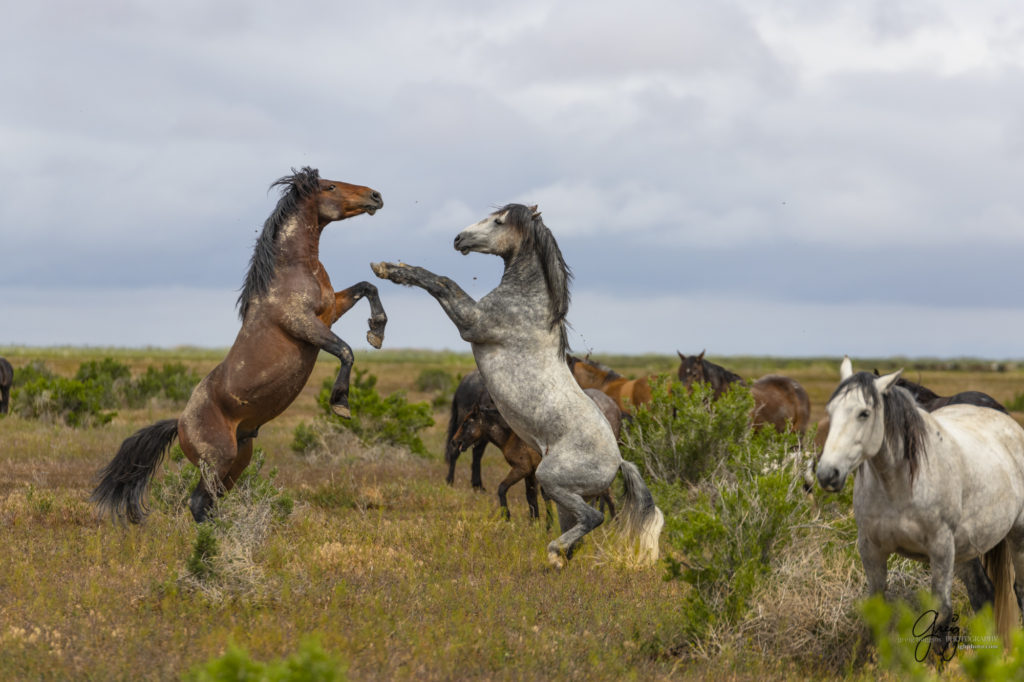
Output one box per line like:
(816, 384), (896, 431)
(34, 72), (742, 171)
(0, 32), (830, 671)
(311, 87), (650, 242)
(618, 459), (664, 565)
(91, 418), (179, 524)
(985, 539), (1018, 647)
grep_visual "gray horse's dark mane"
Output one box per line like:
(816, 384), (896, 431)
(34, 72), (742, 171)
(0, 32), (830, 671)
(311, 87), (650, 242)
(831, 371), (927, 483)
(237, 167), (323, 320)
(500, 203), (573, 356)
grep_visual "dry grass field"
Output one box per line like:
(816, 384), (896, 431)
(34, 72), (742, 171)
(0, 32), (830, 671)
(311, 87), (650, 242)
(1, 346), (1023, 680)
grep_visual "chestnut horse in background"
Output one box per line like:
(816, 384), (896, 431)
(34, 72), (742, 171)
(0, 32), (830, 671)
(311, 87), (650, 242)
(567, 355), (651, 413)
(92, 167), (386, 523)
(677, 351), (811, 434)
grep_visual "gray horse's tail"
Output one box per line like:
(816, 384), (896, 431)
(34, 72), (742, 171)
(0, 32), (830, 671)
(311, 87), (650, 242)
(985, 539), (1018, 648)
(618, 459), (664, 565)
(91, 418), (179, 524)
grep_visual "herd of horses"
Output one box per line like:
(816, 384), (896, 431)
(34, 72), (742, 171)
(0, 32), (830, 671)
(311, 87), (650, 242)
(3, 167), (1022, 655)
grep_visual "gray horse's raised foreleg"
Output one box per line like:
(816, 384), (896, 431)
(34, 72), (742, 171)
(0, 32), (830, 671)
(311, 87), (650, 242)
(370, 262), (484, 339)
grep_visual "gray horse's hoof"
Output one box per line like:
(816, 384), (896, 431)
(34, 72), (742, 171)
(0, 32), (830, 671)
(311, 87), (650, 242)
(547, 543), (567, 569)
(370, 262), (390, 279)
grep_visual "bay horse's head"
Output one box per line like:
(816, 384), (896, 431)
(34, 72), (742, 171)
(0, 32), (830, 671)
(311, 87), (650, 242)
(269, 167), (383, 226)
(454, 203), (573, 355)
(238, 167), (383, 320)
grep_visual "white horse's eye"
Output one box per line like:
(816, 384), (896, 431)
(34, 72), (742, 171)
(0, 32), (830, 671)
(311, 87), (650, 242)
(858, 409), (871, 420)
(494, 217), (504, 225)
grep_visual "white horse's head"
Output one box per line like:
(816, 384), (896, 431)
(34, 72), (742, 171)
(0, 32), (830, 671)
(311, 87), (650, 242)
(454, 204), (541, 258)
(816, 357), (903, 492)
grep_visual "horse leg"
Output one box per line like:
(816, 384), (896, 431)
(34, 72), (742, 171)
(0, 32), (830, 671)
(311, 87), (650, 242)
(179, 401), (239, 523)
(957, 559), (994, 612)
(331, 281), (388, 350)
(540, 482), (605, 568)
(927, 532), (957, 657)
(496, 463), (530, 521)
(524, 473), (540, 520)
(327, 347), (355, 419)
(858, 534), (889, 598)
(0, 383), (9, 415)
(470, 441), (487, 491)
(370, 263), (489, 342)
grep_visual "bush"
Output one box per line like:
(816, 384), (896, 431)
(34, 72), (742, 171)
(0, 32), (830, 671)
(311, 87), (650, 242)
(415, 368), (456, 408)
(13, 375), (116, 427)
(622, 374), (813, 650)
(184, 638), (346, 682)
(10, 358), (199, 427)
(303, 369), (434, 456)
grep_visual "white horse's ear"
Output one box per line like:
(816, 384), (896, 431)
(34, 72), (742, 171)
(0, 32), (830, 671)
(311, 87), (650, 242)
(874, 368), (903, 394)
(839, 355), (853, 380)
(530, 205), (541, 220)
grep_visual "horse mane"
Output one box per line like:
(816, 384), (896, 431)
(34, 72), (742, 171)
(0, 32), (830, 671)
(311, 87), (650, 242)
(501, 203), (573, 356)
(832, 372), (928, 483)
(237, 167), (323, 320)
(702, 357), (744, 387)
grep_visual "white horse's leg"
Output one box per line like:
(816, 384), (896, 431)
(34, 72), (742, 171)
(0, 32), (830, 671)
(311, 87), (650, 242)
(541, 483), (605, 568)
(858, 533), (889, 597)
(927, 530), (957, 655)
(370, 262), (486, 340)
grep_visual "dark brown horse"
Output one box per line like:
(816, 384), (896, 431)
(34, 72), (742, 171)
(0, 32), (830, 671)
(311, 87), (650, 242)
(92, 167), (386, 523)
(567, 355), (652, 413)
(443, 369), (490, 489)
(452, 388), (619, 520)
(677, 351), (811, 434)
(0, 357), (12, 415)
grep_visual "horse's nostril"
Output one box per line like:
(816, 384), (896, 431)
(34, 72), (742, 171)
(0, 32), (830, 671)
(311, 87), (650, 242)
(371, 191), (383, 206)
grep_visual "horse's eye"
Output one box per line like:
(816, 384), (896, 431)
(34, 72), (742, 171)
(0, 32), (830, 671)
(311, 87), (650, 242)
(494, 217), (504, 225)
(858, 410), (870, 420)
(326, 185), (335, 192)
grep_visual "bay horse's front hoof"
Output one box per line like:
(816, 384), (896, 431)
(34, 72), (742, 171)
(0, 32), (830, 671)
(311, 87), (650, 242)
(331, 403), (352, 419)
(366, 330), (384, 349)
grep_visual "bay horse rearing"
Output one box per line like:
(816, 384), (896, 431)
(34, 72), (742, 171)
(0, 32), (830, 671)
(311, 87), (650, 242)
(92, 167), (386, 523)
(372, 203), (663, 568)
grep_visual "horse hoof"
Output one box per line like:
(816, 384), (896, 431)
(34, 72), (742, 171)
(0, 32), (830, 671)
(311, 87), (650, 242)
(370, 262), (389, 279)
(547, 549), (566, 570)
(331, 403), (351, 419)
(366, 330), (384, 349)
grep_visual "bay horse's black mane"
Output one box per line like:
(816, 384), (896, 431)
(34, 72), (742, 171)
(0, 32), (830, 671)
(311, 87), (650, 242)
(500, 203), (573, 357)
(237, 166), (323, 320)
(831, 371), (927, 482)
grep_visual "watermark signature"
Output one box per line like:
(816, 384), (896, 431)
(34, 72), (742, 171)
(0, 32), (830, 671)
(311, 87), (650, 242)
(898, 610), (1001, 662)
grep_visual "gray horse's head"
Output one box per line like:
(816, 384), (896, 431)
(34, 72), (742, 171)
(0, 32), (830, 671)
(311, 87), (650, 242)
(454, 204), (573, 356)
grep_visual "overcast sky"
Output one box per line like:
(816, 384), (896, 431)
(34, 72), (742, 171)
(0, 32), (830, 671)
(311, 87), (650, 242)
(3, 1), (1024, 358)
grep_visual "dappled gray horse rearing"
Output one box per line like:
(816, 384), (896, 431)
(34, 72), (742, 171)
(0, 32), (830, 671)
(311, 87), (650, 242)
(372, 204), (663, 567)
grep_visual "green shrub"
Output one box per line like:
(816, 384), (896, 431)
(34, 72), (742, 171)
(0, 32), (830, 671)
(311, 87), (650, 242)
(184, 638), (346, 682)
(74, 357), (132, 408)
(623, 374), (813, 648)
(13, 375), (116, 427)
(620, 374), (755, 484)
(415, 368), (456, 408)
(308, 369), (434, 456)
(123, 362), (200, 407)
(12, 360), (55, 387)
(290, 421), (320, 454)
(187, 523), (219, 580)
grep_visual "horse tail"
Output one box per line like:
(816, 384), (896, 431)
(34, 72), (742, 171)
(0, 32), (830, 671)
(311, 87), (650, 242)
(985, 539), (1018, 648)
(618, 459), (664, 565)
(91, 418), (179, 524)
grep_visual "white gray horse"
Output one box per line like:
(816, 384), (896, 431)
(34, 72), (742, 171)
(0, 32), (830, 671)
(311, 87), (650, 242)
(371, 203), (663, 567)
(817, 357), (1024, 653)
